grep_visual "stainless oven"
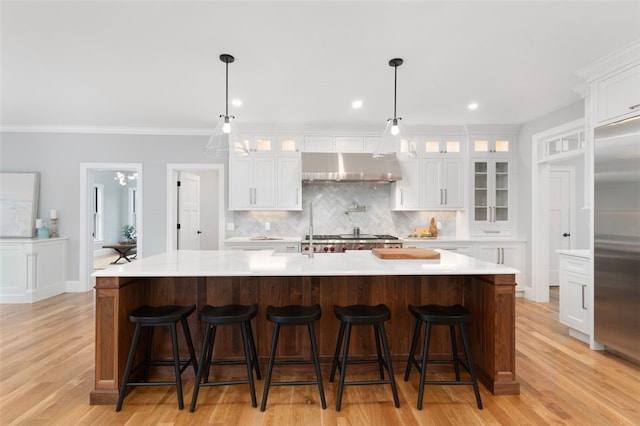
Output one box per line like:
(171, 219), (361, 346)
(301, 234), (402, 253)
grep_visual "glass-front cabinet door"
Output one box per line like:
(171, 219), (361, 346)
(472, 159), (513, 236)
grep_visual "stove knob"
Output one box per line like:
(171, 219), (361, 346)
(330, 246), (335, 252)
(323, 246), (329, 252)
(358, 245), (364, 250)
(342, 246), (347, 252)
(313, 247), (317, 252)
(304, 246), (309, 251)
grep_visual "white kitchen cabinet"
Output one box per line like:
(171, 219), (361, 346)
(558, 251), (591, 342)
(475, 242), (525, 293)
(391, 157), (463, 210)
(391, 158), (422, 210)
(224, 238), (301, 253)
(470, 159), (514, 236)
(276, 157), (302, 209)
(303, 136), (334, 152)
(303, 135), (370, 152)
(422, 158), (464, 209)
(0, 238), (68, 303)
(402, 239), (473, 256)
(229, 155), (302, 211)
(595, 64), (640, 124)
(335, 136), (365, 152)
(229, 156), (277, 210)
(470, 135), (512, 155)
(230, 133), (303, 211)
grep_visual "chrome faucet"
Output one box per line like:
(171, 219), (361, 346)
(304, 202), (314, 258)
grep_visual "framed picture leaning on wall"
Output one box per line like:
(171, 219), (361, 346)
(0, 172), (40, 238)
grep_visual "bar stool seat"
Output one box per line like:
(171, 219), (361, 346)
(116, 304), (198, 411)
(190, 303), (261, 411)
(260, 304), (326, 411)
(330, 304), (400, 411)
(404, 304), (483, 410)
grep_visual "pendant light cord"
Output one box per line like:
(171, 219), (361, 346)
(393, 64), (397, 119)
(225, 60), (229, 118)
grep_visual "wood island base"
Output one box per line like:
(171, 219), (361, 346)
(91, 273), (519, 404)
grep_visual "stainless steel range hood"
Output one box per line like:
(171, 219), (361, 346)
(301, 152), (402, 182)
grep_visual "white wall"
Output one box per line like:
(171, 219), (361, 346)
(0, 131), (226, 281)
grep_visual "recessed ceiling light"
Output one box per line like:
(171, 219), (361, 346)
(352, 100), (363, 109)
(232, 98), (243, 107)
(468, 102), (479, 110)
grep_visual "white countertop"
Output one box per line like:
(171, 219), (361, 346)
(556, 249), (591, 259)
(93, 249), (519, 278)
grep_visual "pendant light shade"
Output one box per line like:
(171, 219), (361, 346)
(205, 53), (243, 157)
(374, 58), (408, 158)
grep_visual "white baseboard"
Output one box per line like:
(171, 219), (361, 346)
(66, 280), (92, 293)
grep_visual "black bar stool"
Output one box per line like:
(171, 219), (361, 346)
(329, 304), (400, 411)
(404, 304), (483, 410)
(190, 303), (261, 411)
(260, 304), (326, 411)
(116, 304), (198, 411)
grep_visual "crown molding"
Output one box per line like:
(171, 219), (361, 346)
(577, 38), (640, 82)
(0, 125), (212, 136)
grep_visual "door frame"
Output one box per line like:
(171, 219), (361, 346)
(530, 119), (583, 302)
(79, 162), (143, 292)
(166, 163), (225, 251)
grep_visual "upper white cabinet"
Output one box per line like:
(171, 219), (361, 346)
(392, 135), (465, 211)
(391, 157), (463, 210)
(229, 156), (277, 209)
(391, 158), (422, 210)
(471, 158), (514, 236)
(422, 158), (464, 209)
(578, 39), (640, 126)
(229, 134), (302, 210)
(276, 157), (302, 209)
(303, 135), (372, 153)
(595, 64), (640, 124)
(470, 135), (512, 155)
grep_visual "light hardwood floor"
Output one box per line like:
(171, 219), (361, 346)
(1, 289), (638, 425)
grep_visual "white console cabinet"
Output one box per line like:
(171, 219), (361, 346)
(0, 238), (68, 303)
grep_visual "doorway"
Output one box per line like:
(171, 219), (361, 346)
(166, 164), (225, 251)
(79, 163), (143, 292)
(531, 119), (585, 302)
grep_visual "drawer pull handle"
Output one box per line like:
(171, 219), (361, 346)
(582, 285), (587, 310)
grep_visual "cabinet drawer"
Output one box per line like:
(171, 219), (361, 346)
(559, 256), (590, 275)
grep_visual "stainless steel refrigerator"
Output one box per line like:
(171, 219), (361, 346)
(594, 116), (640, 364)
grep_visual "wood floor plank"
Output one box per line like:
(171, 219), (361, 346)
(1, 289), (639, 425)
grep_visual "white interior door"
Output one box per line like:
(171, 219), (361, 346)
(548, 169), (572, 286)
(178, 171), (201, 250)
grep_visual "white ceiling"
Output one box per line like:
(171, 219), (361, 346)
(2, 1), (640, 133)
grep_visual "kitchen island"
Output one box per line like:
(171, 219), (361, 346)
(91, 249), (520, 404)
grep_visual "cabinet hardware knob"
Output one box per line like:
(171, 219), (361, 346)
(562, 232), (571, 237)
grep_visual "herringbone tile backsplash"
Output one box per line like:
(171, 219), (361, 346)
(230, 182), (457, 238)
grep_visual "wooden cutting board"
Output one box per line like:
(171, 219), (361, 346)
(372, 248), (440, 259)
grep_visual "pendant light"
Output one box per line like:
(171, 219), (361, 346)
(374, 57), (407, 158)
(205, 53), (242, 156)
